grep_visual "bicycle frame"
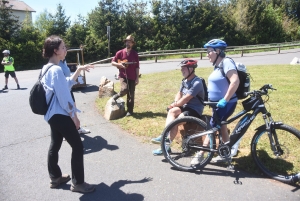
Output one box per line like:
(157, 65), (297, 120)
(186, 94), (279, 154)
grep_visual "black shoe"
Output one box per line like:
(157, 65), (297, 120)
(2, 85), (8, 90)
(17, 84), (20, 89)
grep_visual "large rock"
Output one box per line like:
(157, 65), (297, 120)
(290, 57), (300, 65)
(104, 97), (126, 120)
(99, 76), (114, 98)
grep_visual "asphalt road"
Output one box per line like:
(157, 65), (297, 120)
(0, 49), (299, 201)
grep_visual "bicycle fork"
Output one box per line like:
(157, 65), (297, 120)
(262, 113), (284, 157)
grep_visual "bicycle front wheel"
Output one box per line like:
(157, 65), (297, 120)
(161, 116), (215, 171)
(251, 124), (300, 184)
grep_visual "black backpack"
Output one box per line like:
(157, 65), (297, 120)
(219, 58), (250, 100)
(181, 76), (208, 105)
(29, 65), (54, 115)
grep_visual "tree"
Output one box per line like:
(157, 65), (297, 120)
(34, 4), (70, 38)
(34, 9), (54, 38)
(0, 0), (20, 40)
(65, 14), (88, 49)
(85, 0), (123, 60)
(48, 3), (71, 37)
(122, 0), (152, 52)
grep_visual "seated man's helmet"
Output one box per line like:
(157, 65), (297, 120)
(179, 59), (198, 68)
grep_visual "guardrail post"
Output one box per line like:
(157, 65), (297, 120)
(155, 56), (157, 63)
(278, 47), (280, 54)
(241, 50), (243, 57)
(200, 52), (202, 60)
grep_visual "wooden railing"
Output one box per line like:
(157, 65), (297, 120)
(88, 41), (300, 65)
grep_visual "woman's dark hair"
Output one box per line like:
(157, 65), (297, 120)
(42, 35), (63, 58)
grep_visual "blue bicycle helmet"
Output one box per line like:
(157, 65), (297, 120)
(203, 39), (227, 50)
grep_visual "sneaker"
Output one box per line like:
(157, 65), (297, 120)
(210, 155), (231, 163)
(70, 182), (95, 193)
(151, 135), (162, 144)
(126, 112), (132, 117)
(190, 152), (204, 165)
(151, 135), (170, 144)
(50, 174), (71, 188)
(2, 85), (8, 90)
(17, 84), (20, 89)
(78, 127), (90, 134)
(152, 147), (171, 156)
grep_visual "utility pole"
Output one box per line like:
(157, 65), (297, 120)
(107, 26), (110, 58)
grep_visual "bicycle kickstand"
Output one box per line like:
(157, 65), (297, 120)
(226, 158), (234, 170)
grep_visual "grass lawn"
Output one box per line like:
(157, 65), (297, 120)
(96, 64), (300, 175)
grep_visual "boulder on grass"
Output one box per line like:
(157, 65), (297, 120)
(99, 76), (114, 98)
(104, 97), (126, 120)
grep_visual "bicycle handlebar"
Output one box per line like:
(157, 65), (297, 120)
(203, 84), (276, 107)
(244, 84), (276, 97)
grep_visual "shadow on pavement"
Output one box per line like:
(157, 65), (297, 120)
(166, 161), (300, 189)
(0, 89), (8, 93)
(11, 87), (28, 90)
(132, 111), (166, 119)
(73, 84), (99, 93)
(79, 177), (153, 201)
(168, 165), (253, 186)
(81, 134), (119, 155)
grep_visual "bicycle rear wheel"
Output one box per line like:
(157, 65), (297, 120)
(161, 116), (215, 171)
(251, 124), (300, 184)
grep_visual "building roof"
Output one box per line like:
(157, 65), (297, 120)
(7, 0), (35, 12)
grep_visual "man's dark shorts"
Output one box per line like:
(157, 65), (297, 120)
(180, 107), (201, 118)
(4, 71), (16, 78)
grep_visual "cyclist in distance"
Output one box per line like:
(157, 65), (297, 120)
(151, 59), (205, 155)
(191, 39), (240, 165)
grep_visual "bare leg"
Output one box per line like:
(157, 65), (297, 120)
(220, 125), (229, 143)
(165, 107), (183, 141)
(13, 77), (19, 84)
(199, 125), (229, 155)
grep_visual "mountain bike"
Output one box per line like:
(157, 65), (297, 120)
(161, 84), (300, 184)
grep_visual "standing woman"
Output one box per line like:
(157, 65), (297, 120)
(42, 35), (94, 193)
(190, 39), (240, 165)
(203, 39), (239, 163)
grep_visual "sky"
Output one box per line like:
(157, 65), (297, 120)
(23, 0), (100, 23)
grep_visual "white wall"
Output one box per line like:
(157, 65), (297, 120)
(12, 10), (33, 23)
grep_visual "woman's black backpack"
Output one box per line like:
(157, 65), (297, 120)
(29, 65), (54, 115)
(219, 58), (251, 100)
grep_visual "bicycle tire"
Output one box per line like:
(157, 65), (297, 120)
(161, 116), (215, 171)
(251, 124), (300, 184)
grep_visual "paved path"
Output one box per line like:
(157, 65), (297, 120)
(0, 49), (299, 201)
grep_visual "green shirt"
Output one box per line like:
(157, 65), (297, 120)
(2, 56), (15, 71)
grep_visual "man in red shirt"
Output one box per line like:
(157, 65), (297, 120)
(111, 35), (140, 116)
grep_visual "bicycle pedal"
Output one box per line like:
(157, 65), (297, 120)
(227, 164), (234, 170)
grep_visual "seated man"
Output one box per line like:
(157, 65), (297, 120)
(151, 59), (205, 155)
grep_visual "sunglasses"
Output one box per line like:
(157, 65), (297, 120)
(207, 49), (215, 54)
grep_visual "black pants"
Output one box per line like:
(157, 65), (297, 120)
(118, 78), (136, 113)
(48, 114), (84, 185)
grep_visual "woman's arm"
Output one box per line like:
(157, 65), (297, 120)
(223, 70), (240, 101)
(70, 64), (94, 81)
